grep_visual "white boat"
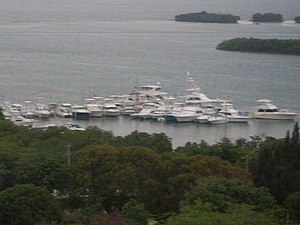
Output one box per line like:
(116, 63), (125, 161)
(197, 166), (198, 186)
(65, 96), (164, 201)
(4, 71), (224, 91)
(22, 101), (36, 118)
(218, 103), (252, 123)
(163, 103), (184, 122)
(207, 115), (227, 125)
(150, 106), (170, 120)
(130, 102), (159, 119)
(72, 105), (91, 120)
(64, 123), (85, 131)
(174, 106), (203, 122)
(253, 99), (298, 120)
(56, 103), (73, 118)
(85, 103), (104, 117)
(35, 104), (51, 118)
(131, 108), (154, 119)
(102, 103), (120, 117)
(10, 115), (35, 127)
(130, 82), (169, 104)
(121, 106), (136, 115)
(183, 73), (217, 107)
(196, 114), (211, 124)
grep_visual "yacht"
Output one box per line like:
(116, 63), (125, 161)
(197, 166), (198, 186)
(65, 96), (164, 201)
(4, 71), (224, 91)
(174, 106), (203, 122)
(72, 105), (91, 120)
(56, 103), (73, 118)
(35, 104), (51, 118)
(130, 82), (169, 104)
(207, 114), (227, 125)
(121, 106), (136, 116)
(64, 123), (85, 131)
(183, 73), (217, 107)
(163, 103), (184, 122)
(253, 99), (298, 120)
(130, 103), (159, 119)
(85, 100), (104, 118)
(102, 103), (120, 117)
(10, 115), (35, 127)
(218, 103), (252, 123)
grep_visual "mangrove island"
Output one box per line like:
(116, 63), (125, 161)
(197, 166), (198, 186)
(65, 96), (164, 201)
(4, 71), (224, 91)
(216, 38), (300, 55)
(251, 13), (283, 22)
(175, 11), (240, 23)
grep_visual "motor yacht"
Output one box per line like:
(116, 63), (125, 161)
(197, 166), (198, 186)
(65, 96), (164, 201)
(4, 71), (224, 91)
(102, 103), (120, 117)
(56, 103), (73, 118)
(35, 104), (51, 118)
(218, 103), (252, 123)
(253, 99), (298, 120)
(174, 106), (203, 122)
(85, 101), (104, 117)
(72, 105), (91, 120)
(10, 115), (35, 127)
(65, 123), (85, 131)
(130, 103), (159, 119)
(207, 115), (227, 125)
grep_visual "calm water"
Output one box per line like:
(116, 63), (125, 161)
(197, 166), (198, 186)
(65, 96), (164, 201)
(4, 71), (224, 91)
(1, 0), (300, 147)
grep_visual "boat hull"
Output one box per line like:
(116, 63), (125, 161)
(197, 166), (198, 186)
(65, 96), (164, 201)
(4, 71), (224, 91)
(254, 112), (297, 120)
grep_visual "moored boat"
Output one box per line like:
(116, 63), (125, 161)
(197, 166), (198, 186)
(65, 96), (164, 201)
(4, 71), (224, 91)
(253, 99), (298, 120)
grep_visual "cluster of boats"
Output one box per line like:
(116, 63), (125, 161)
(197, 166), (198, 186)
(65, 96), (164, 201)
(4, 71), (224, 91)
(1, 75), (298, 128)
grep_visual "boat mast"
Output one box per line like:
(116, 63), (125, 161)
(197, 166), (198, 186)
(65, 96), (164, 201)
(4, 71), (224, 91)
(186, 72), (204, 93)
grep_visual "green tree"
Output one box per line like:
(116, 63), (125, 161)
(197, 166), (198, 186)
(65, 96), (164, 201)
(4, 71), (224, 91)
(166, 177), (283, 225)
(70, 145), (161, 213)
(0, 184), (62, 225)
(285, 191), (300, 223)
(254, 125), (300, 203)
(122, 199), (151, 225)
(185, 177), (278, 212)
(166, 200), (281, 225)
(123, 131), (172, 154)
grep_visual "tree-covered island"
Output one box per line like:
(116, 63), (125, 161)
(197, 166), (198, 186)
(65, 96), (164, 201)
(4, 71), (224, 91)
(295, 16), (300, 23)
(216, 38), (300, 55)
(175, 11), (240, 23)
(251, 13), (283, 22)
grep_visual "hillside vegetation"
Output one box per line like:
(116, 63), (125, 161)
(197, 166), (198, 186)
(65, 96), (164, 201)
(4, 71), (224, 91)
(0, 109), (299, 224)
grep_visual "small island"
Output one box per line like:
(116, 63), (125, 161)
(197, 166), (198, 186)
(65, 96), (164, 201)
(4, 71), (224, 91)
(216, 38), (300, 55)
(294, 16), (300, 23)
(175, 11), (240, 23)
(251, 13), (283, 22)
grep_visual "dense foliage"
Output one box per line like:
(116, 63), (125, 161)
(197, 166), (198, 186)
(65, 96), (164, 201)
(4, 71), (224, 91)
(166, 177), (283, 225)
(175, 11), (240, 23)
(251, 13), (283, 22)
(0, 184), (62, 225)
(0, 109), (299, 224)
(295, 16), (300, 23)
(216, 38), (300, 55)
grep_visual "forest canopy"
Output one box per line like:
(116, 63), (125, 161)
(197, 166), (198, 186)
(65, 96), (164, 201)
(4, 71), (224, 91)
(0, 109), (299, 224)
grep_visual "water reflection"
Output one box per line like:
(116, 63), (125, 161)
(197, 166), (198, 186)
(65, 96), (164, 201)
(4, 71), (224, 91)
(34, 116), (298, 148)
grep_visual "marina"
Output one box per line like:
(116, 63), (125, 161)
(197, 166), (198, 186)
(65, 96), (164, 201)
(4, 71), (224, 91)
(1, 76), (299, 147)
